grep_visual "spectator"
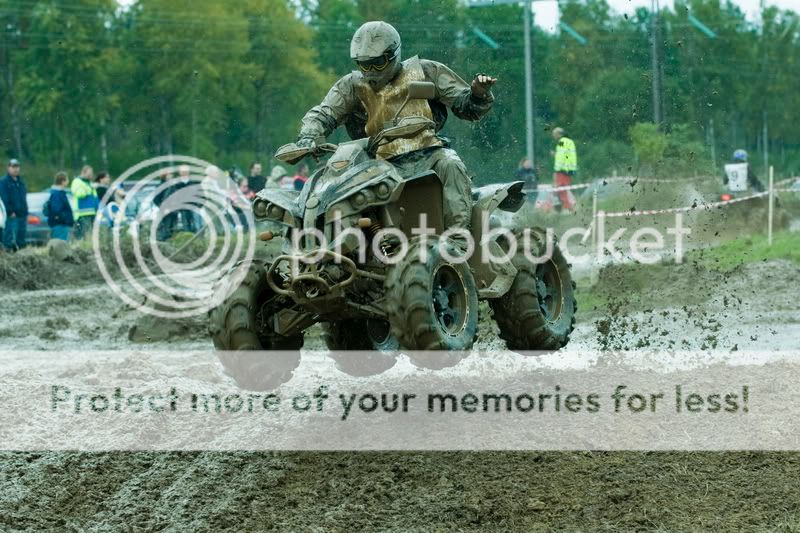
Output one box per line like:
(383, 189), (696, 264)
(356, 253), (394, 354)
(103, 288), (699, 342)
(71, 165), (99, 239)
(515, 158), (537, 203)
(247, 162), (265, 194)
(153, 170), (177, 241)
(46, 172), (74, 241)
(96, 171), (125, 207)
(229, 178), (251, 229)
(267, 165), (287, 189)
(174, 164), (198, 233)
(202, 165), (227, 233)
(241, 176), (256, 200)
(293, 164), (309, 191)
(551, 127), (577, 213)
(95, 172), (111, 203)
(0, 159), (28, 251)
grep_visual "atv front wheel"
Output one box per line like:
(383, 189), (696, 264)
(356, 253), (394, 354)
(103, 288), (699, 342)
(208, 261), (303, 390)
(386, 237), (479, 351)
(490, 238), (576, 351)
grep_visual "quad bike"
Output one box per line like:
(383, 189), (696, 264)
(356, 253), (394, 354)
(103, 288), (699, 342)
(208, 81), (576, 390)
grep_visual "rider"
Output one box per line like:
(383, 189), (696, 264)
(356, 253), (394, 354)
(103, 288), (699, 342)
(295, 21), (497, 233)
(723, 149), (764, 192)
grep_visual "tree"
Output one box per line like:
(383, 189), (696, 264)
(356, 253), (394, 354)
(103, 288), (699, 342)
(630, 122), (667, 172)
(10, 0), (121, 167)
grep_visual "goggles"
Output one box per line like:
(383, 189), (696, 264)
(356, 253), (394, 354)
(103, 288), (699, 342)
(356, 50), (396, 72)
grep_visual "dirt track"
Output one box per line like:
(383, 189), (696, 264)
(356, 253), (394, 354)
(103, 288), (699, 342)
(3, 451), (800, 531)
(1, 248), (799, 529)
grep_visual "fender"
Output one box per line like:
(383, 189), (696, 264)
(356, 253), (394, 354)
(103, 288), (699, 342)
(472, 181), (526, 214)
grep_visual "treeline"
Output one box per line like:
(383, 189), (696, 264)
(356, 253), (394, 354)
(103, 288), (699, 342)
(0, 0), (798, 190)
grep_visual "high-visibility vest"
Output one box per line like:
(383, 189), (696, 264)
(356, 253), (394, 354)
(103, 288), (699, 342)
(70, 177), (99, 218)
(554, 136), (578, 173)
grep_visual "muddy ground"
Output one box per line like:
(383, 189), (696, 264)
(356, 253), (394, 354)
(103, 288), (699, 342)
(1, 191), (799, 530)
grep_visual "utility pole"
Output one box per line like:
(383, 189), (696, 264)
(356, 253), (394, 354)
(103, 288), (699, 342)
(709, 118), (716, 172)
(763, 110), (769, 177)
(760, 0), (768, 176)
(650, 0), (662, 127)
(522, 0), (535, 166)
(468, 0), (541, 166)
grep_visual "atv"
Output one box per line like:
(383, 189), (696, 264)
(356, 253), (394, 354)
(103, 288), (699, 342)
(208, 81), (576, 390)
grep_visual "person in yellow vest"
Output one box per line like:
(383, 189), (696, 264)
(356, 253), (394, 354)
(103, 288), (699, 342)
(551, 127), (577, 212)
(71, 165), (99, 239)
(295, 21), (496, 233)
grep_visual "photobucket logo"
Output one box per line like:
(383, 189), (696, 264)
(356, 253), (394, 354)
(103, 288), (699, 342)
(288, 212), (559, 267)
(93, 155), (256, 318)
(283, 210), (691, 270)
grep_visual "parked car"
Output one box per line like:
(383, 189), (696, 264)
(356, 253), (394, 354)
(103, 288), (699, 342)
(121, 181), (159, 222)
(25, 191), (55, 246)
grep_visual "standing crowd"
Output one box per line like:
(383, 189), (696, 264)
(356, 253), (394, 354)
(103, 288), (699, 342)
(0, 157), (312, 251)
(0, 161), (126, 251)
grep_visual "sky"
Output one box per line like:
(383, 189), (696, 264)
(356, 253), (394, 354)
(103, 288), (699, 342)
(532, 0), (799, 32)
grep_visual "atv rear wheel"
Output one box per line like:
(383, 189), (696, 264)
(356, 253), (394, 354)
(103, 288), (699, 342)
(490, 238), (576, 351)
(323, 319), (398, 376)
(386, 237), (479, 351)
(208, 261), (303, 390)
(322, 319), (399, 351)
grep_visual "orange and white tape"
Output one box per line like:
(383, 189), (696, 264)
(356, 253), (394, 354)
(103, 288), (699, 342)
(602, 187), (798, 219)
(522, 176), (799, 203)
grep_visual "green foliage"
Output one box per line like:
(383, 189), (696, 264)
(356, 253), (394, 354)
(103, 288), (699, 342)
(0, 0), (798, 190)
(579, 140), (635, 179)
(630, 122), (713, 177)
(630, 122), (668, 170)
(574, 69), (652, 144)
(688, 231), (800, 272)
(662, 123), (712, 176)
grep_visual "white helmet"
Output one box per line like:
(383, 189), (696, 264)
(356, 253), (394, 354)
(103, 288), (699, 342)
(350, 21), (402, 90)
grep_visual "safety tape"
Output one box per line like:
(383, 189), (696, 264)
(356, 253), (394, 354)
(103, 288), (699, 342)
(523, 183), (590, 193)
(522, 176), (800, 205)
(604, 176), (701, 184)
(601, 188), (799, 218)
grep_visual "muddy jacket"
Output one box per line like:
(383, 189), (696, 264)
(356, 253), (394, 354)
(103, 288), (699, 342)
(299, 56), (493, 159)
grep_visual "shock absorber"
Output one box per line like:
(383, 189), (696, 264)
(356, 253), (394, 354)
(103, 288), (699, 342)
(357, 216), (396, 255)
(357, 216), (382, 237)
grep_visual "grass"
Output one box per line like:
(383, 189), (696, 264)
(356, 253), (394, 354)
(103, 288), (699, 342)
(574, 284), (608, 314)
(688, 230), (800, 273)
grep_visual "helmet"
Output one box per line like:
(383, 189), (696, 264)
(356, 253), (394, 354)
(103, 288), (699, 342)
(270, 165), (287, 180)
(350, 21), (402, 90)
(733, 149), (748, 162)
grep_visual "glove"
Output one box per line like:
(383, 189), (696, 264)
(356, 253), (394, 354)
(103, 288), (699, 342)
(471, 74), (497, 99)
(296, 137), (316, 149)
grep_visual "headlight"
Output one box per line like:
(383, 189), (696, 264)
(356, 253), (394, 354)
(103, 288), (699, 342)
(350, 192), (367, 208)
(267, 204), (285, 220)
(253, 199), (268, 218)
(330, 160), (349, 171)
(375, 182), (391, 200)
